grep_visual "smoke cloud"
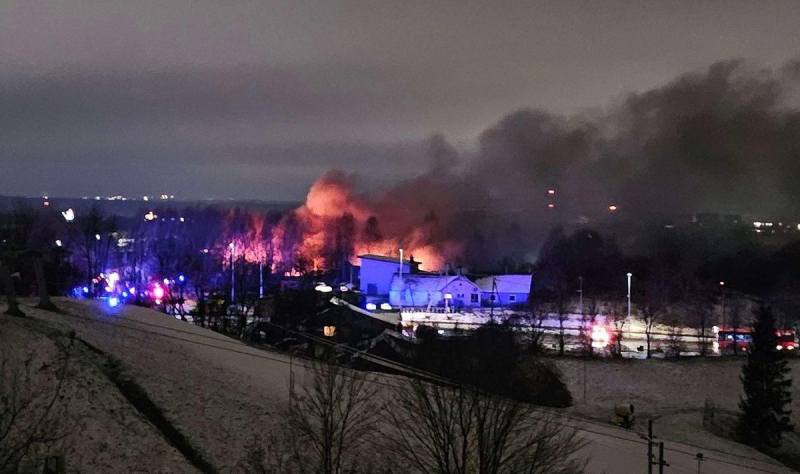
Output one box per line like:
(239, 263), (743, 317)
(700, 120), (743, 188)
(277, 59), (800, 271)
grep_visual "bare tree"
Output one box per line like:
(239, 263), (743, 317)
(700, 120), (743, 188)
(287, 362), (379, 474)
(687, 289), (714, 357)
(607, 300), (626, 358)
(1, 347), (71, 473)
(526, 294), (548, 353)
(640, 275), (669, 359)
(383, 378), (587, 474)
(0, 262), (23, 318)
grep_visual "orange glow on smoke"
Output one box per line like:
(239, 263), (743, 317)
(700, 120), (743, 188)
(270, 170), (462, 273)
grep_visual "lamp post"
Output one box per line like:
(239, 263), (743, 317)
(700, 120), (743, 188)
(626, 273), (633, 320)
(398, 248), (404, 311)
(229, 242), (235, 307)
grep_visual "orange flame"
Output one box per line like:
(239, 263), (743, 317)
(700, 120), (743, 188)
(272, 170), (463, 273)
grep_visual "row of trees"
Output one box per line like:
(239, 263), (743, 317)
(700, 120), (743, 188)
(531, 226), (800, 358)
(240, 361), (586, 474)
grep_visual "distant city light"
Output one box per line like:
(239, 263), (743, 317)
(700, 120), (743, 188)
(129, 287), (136, 295)
(315, 283), (333, 293)
(108, 297), (120, 308)
(153, 286), (165, 300)
(203, 248), (209, 253)
(143, 196), (149, 201)
(366, 303), (377, 311)
(122, 291), (128, 298)
(380, 303), (392, 310)
(547, 203), (555, 208)
(82, 286), (89, 294)
(547, 189), (555, 195)
(178, 274), (185, 283)
(339, 285), (349, 292)
(179, 217), (185, 222)
(163, 278), (170, 285)
(55, 239), (62, 247)
(62, 208), (75, 222)
(43, 200), (50, 206)
(95, 234), (101, 240)
(608, 205), (618, 212)
(144, 211), (156, 221)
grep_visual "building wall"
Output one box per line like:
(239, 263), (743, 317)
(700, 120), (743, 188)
(390, 276), (482, 308)
(482, 292), (528, 306)
(359, 259), (410, 296)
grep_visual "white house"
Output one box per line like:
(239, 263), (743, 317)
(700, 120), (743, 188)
(389, 274), (482, 309)
(474, 274), (532, 306)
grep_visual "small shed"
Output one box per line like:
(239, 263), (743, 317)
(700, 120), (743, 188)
(475, 274), (532, 306)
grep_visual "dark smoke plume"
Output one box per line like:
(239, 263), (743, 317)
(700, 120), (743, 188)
(284, 59), (800, 271)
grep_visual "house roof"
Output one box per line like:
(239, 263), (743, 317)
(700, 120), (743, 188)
(358, 254), (415, 265)
(390, 274), (480, 293)
(474, 275), (532, 294)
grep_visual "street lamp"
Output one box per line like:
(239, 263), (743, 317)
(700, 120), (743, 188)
(229, 242), (235, 306)
(398, 248), (404, 311)
(720, 281), (726, 332)
(626, 273), (633, 320)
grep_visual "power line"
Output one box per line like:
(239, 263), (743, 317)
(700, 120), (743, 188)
(23, 303), (788, 474)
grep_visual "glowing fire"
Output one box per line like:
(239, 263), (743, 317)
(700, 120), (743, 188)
(271, 170), (462, 273)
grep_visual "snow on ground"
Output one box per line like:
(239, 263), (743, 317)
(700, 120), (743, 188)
(0, 309), (194, 473)
(555, 355), (800, 472)
(17, 298), (300, 473)
(10, 298), (798, 473)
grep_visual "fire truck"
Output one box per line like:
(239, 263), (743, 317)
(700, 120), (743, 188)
(713, 326), (796, 354)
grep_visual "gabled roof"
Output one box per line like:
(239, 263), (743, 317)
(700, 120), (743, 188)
(474, 275), (532, 294)
(358, 254), (414, 265)
(390, 274), (480, 293)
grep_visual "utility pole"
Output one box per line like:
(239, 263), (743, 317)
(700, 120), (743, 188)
(658, 442), (668, 473)
(627, 273), (633, 320)
(259, 260), (264, 299)
(398, 248), (403, 311)
(646, 420), (669, 474)
(229, 242), (235, 308)
(647, 420), (654, 474)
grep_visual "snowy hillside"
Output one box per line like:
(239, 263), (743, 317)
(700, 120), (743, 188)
(3, 298), (795, 473)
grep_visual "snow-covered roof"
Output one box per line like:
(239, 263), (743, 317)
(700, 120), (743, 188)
(390, 274), (480, 293)
(474, 275), (532, 294)
(359, 254), (414, 265)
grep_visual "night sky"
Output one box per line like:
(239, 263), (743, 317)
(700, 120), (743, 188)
(2, 1), (800, 202)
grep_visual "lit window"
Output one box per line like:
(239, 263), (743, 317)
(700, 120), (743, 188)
(323, 326), (336, 337)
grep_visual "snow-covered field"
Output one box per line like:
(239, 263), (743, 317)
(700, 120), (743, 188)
(4, 298), (796, 473)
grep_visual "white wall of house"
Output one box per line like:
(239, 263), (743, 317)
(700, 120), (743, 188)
(475, 274), (532, 307)
(389, 275), (482, 308)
